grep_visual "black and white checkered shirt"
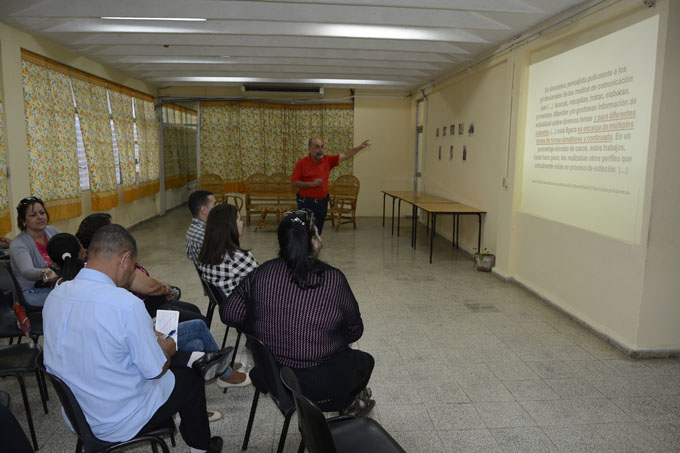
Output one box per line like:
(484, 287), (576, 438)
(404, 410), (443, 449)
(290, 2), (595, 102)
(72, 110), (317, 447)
(185, 218), (206, 266)
(198, 250), (258, 298)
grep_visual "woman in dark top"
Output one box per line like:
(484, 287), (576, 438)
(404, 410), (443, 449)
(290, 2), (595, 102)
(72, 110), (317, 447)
(222, 208), (375, 415)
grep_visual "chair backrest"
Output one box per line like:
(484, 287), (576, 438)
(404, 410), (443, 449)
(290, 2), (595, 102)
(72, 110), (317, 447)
(279, 367), (337, 453)
(38, 356), (110, 452)
(0, 261), (33, 312)
(223, 195), (244, 213)
(245, 334), (294, 413)
(197, 173), (225, 202)
(244, 173), (271, 196)
(194, 265), (220, 328)
(332, 175), (360, 198)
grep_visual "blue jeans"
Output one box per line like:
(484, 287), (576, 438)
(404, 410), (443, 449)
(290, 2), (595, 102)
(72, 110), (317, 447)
(176, 319), (231, 378)
(23, 287), (52, 308)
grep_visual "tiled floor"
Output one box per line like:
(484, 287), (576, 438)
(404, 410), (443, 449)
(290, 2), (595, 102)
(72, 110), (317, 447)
(2, 206), (679, 452)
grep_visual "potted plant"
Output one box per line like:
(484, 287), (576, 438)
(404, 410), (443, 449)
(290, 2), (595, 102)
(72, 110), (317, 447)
(473, 248), (495, 272)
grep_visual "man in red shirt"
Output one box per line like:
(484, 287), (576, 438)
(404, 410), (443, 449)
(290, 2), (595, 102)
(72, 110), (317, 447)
(291, 137), (370, 234)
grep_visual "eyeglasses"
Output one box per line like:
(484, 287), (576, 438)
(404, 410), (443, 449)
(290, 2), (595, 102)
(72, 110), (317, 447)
(19, 196), (42, 206)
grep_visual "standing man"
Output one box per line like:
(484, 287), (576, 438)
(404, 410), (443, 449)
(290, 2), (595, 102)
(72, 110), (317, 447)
(291, 137), (370, 234)
(43, 224), (223, 453)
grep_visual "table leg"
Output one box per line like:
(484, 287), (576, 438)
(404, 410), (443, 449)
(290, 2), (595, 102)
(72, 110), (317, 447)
(397, 199), (402, 237)
(456, 215), (460, 248)
(391, 197), (396, 235)
(426, 212), (430, 237)
(452, 214), (456, 248)
(477, 213), (482, 252)
(412, 206), (418, 249)
(429, 213), (436, 264)
(382, 193), (386, 227)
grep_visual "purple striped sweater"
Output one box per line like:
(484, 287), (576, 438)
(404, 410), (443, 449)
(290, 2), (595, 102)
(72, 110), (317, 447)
(221, 257), (363, 368)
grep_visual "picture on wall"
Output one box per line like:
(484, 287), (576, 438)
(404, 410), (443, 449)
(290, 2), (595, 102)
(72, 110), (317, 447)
(468, 122), (475, 136)
(438, 145), (442, 160)
(436, 128), (439, 137)
(450, 124), (455, 135)
(449, 145), (454, 161)
(458, 123), (464, 135)
(442, 126), (447, 136)
(463, 145), (468, 161)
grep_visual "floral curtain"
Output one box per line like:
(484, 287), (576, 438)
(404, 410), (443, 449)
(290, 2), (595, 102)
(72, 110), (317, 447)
(163, 105), (197, 190)
(21, 55), (81, 221)
(135, 96), (160, 197)
(109, 86), (137, 202)
(0, 90), (11, 234)
(199, 101), (353, 192)
(200, 102), (241, 191)
(72, 76), (118, 211)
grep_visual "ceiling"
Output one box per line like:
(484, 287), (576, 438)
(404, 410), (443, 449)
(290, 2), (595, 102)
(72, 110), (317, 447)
(0, 0), (589, 93)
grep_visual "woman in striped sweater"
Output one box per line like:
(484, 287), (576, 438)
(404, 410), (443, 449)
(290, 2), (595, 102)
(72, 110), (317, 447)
(221, 208), (375, 416)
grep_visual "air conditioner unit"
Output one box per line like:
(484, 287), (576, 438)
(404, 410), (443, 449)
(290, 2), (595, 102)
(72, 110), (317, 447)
(240, 84), (324, 96)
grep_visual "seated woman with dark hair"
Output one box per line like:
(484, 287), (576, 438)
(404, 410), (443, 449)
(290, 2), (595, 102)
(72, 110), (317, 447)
(197, 203), (258, 300)
(9, 196), (60, 307)
(221, 209), (375, 416)
(76, 213), (205, 323)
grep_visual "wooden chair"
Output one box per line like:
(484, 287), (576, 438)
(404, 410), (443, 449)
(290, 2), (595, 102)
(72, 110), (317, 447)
(244, 173), (273, 225)
(197, 173), (225, 203)
(224, 194), (245, 214)
(328, 175), (360, 231)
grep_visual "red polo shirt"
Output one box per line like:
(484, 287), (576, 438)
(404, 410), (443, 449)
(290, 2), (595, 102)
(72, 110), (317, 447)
(291, 154), (340, 199)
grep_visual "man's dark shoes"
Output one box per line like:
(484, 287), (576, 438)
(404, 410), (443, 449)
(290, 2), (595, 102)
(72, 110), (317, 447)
(207, 436), (223, 453)
(192, 347), (234, 380)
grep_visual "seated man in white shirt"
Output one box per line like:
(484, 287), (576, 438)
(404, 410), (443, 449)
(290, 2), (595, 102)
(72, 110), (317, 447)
(44, 224), (223, 453)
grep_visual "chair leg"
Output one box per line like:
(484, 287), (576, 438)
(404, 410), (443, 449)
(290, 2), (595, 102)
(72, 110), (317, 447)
(276, 411), (294, 453)
(170, 430), (176, 447)
(221, 326), (230, 350)
(76, 438), (83, 453)
(298, 439), (305, 453)
(16, 375), (38, 451)
(35, 370), (49, 414)
(224, 331), (242, 394)
(241, 389), (260, 450)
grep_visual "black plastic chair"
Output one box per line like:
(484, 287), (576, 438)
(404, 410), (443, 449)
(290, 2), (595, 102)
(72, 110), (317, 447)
(0, 342), (49, 451)
(39, 358), (176, 453)
(0, 390), (34, 453)
(0, 262), (44, 344)
(0, 287), (23, 344)
(280, 367), (405, 453)
(242, 334), (295, 452)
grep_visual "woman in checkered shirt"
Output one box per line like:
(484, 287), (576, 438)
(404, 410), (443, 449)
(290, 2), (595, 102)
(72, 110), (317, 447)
(197, 204), (258, 299)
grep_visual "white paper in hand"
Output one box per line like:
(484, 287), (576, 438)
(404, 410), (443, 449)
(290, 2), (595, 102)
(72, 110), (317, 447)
(155, 310), (179, 350)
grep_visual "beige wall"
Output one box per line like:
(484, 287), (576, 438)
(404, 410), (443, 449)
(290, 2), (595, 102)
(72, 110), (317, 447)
(414, 0), (679, 352)
(416, 59), (512, 253)
(353, 94), (413, 216)
(0, 21), (194, 235)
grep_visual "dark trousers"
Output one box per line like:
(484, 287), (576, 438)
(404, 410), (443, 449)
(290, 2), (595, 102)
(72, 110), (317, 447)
(145, 297), (206, 323)
(290, 348), (374, 412)
(297, 195), (329, 234)
(137, 367), (211, 450)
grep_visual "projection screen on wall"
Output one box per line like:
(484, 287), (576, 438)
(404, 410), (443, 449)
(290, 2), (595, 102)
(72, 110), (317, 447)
(520, 15), (659, 243)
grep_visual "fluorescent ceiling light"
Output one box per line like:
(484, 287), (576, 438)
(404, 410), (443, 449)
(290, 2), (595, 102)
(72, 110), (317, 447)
(153, 76), (410, 86)
(100, 17), (207, 22)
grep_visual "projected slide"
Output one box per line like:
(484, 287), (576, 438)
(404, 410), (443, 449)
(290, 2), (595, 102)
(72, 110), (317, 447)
(521, 16), (659, 243)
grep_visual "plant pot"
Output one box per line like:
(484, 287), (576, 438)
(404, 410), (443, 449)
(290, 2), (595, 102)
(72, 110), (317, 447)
(474, 254), (495, 272)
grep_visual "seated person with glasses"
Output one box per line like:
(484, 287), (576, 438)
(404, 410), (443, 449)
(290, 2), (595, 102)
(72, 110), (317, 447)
(9, 196), (60, 307)
(221, 209), (375, 417)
